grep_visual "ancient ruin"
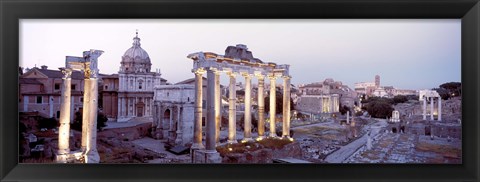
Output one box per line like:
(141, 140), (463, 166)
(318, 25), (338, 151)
(419, 90), (442, 121)
(56, 49), (103, 163)
(187, 44), (291, 163)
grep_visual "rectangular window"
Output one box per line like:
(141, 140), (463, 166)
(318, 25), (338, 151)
(202, 100), (206, 109)
(55, 83), (60, 90)
(71, 84), (76, 90)
(80, 97), (83, 103)
(36, 96), (42, 104)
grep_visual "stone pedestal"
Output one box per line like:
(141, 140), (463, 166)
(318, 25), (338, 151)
(193, 149), (222, 163)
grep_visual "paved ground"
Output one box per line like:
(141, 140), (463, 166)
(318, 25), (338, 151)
(103, 118), (152, 129)
(324, 119), (388, 163)
(131, 137), (190, 163)
(346, 132), (462, 163)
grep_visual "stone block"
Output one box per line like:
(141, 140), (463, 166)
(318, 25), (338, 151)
(193, 149), (222, 163)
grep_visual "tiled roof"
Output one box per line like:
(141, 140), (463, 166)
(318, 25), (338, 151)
(175, 77), (206, 85)
(34, 68), (84, 79)
(19, 78), (42, 84)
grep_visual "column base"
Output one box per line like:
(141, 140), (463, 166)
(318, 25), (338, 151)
(191, 142), (205, 150)
(84, 149), (100, 163)
(282, 136), (294, 142)
(269, 133), (278, 138)
(175, 132), (183, 145)
(227, 139), (238, 144)
(241, 138), (254, 143)
(193, 149), (222, 163)
(56, 151), (84, 163)
(255, 136), (266, 141)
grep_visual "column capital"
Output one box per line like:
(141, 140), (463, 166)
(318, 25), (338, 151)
(59, 68), (73, 79)
(241, 72), (252, 78)
(193, 68), (206, 75)
(255, 73), (265, 80)
(282, 75), (292, 79)
(227, 71), (237, 78)
(268, 75), (277, 80)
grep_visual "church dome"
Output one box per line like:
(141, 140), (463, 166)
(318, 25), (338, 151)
(120, 31), (152, 73)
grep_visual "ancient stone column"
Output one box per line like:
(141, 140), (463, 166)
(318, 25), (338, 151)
(423, 96), (427, 120)
(57, 68), (72, 163)
(438, 97), (442, 121)
(282, 76), (291, 138)
(347, 111), (350, 124)
(117, 96), (122, 119)
(430, 96), (434, 120)
(227, 72), (237, 143)
(81, 79), (91, 152)
(256, 74), (265, 139)
(269, 75), (277, 137)
(192, 69), (205, 149)
(214, 71), (221, 144)
(206, 68), (216, 151)
(175, 105), (183, 145)
(243, 73), (253, 142)
(84, 76), (100, 163)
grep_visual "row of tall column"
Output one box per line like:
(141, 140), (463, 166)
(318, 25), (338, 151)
(192, 68), (292, 152)
(422, 96), (442, 121)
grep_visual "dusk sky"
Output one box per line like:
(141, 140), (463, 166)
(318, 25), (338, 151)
(20, 19), (461, 90)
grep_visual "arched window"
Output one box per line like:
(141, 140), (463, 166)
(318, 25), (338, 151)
(139, 81), (143, 89)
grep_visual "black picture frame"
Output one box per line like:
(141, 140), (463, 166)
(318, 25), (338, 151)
(1, 0), (479, 181)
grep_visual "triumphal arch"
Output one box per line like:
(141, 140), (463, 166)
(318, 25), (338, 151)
(56, 49), (103, 163)
(187, 44), (291, 163)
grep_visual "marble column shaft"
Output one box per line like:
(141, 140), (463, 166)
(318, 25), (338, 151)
(423, 97), (427, 120)
(269, 76), (277, 137)
(257, 75), (265, 138)
(228, 73), (237, 143)
(192, 70), (204, 149)
(282, 76), (291, 138)
(81, 80), (91, 151)
(58, 69), (72, 156)
(243, 74), (252, 141)
(84, 78), (100, 163)
(430, 97), (434, 120)
(215, 72), (221, 144)
(438, 97), (442, 121)
(206, 69), (216, 151)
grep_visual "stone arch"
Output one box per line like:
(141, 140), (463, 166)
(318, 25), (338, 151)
(163, 108), (171, 124)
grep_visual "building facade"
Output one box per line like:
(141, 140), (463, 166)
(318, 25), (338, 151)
(113, 32), (164, 122)
(296, 78), (357, 115)
(19, 66), (85, 121)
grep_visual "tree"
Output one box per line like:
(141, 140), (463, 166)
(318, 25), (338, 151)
(339, 104), (350, 115)
(37, 117), (58, 129)
(393, 95), (408, 104)
(433, 87), (450, 100)
(264, 91), (295, 114)
(365, 100), (394, 118)
(439, 82), (461, 97)
(71, 110), (108, 131)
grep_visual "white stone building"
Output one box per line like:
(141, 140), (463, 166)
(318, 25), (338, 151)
(116, 32), (163, 122)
